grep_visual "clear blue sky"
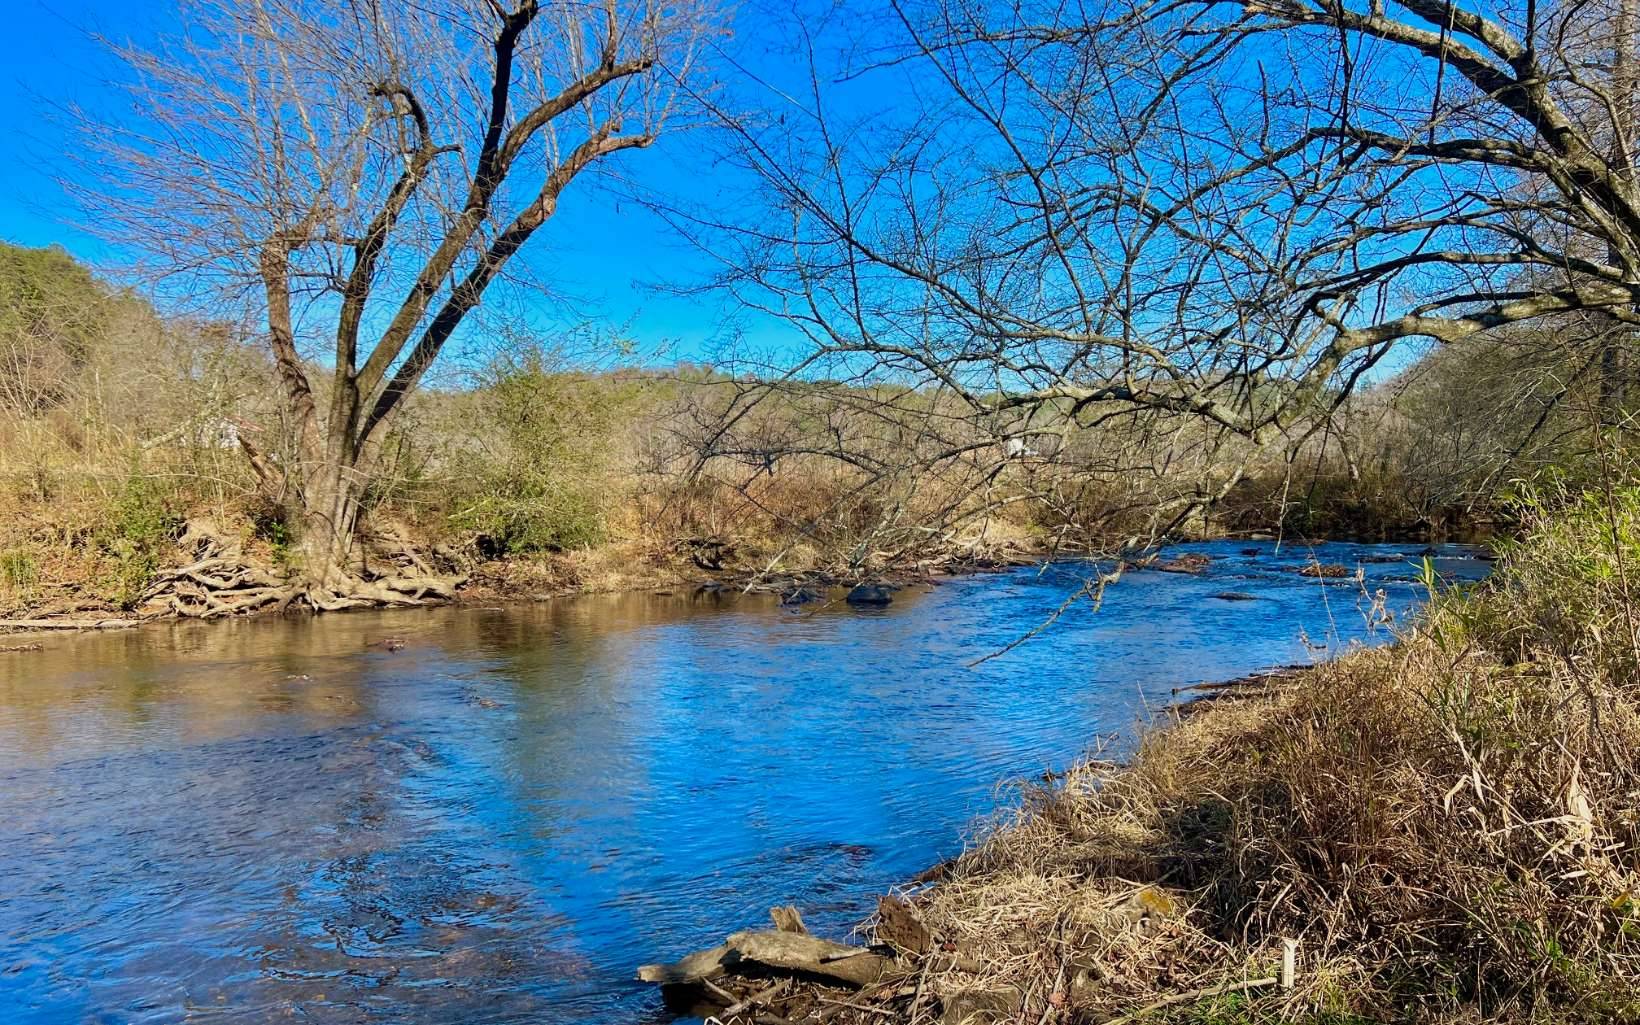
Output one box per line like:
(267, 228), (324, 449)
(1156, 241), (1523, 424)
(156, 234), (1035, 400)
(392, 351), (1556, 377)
(0, 0), (753, 365)
(0, 1), (1429, 383)
(0, 1), (126, 261)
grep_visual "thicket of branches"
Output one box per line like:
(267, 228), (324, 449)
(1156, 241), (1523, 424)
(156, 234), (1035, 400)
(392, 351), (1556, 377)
(0, 234), (1605, 620)
(681, 0), (1640, 543)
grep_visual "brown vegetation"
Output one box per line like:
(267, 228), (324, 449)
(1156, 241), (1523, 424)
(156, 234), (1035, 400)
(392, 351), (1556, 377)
(0, 242), (1612, 627)
(0, 226), (1627, 630)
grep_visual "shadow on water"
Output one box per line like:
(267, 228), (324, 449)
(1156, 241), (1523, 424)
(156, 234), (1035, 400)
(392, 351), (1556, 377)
(0, 541), (1489, 1024)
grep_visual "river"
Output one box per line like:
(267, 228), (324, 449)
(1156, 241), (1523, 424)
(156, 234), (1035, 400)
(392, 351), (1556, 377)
(0, 540), (1489, 1024)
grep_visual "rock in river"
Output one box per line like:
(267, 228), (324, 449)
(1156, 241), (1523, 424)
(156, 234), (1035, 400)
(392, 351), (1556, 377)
(1298, 563), (1352, 578)
(1155, 552), (1214, 574)
(845, 583), (895, 606)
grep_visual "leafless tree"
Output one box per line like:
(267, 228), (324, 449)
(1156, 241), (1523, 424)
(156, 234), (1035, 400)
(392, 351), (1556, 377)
(689, 0), (1640, 537)
(77, 0), (713, 611)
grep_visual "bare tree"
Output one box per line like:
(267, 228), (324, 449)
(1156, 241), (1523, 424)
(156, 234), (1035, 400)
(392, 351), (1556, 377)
(691, 0), (1640, 533)
(78, 0), (712, 611)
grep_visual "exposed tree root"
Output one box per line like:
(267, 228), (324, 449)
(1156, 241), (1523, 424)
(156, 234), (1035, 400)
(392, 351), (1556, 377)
(0, 619), (141, 632)
(299, 571), (465, 612)
(140, 519), (468, 619)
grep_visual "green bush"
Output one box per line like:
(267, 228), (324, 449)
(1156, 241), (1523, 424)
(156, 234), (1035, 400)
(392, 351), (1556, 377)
(98, 473), (183, 609)
(1484, 455), (1640, 677)
(445, 348), (633, 556)
(0, 548), (39, 606)
(0, 243), (110, 413)
(453, 485), (609, 555)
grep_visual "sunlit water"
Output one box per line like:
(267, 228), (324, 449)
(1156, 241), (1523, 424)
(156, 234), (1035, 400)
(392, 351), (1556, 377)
(0, 541), (1488, 1024)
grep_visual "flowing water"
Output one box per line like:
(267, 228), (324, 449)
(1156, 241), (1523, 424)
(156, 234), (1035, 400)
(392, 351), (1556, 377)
(0, 541), (1489, 1024)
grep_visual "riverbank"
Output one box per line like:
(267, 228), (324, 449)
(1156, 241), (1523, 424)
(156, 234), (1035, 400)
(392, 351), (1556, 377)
(0, 502), (1488, 635)
(640, 487), (1640, 1024)
(0, 522), (1058, 633)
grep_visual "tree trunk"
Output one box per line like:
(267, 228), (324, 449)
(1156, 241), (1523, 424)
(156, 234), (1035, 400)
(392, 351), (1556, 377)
(290, 454), (363, 598)
(1607, 0), (1638, 424)
(153, 429), (462, 618)
(276, 430), (462, 611)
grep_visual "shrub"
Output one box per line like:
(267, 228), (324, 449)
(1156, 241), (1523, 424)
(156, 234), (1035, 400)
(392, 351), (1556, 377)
(98, 472), (183, 609)
(444, 349), (632, 555)
(0, 548), (39, 606)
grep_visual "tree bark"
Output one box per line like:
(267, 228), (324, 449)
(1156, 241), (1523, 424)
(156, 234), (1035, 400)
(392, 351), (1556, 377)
(1607, 0), (1638, 424)
(291, 451), (363, 597)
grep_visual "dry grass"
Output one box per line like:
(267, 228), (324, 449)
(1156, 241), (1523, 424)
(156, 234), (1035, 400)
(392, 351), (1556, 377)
(790, 473), (1640, 1025)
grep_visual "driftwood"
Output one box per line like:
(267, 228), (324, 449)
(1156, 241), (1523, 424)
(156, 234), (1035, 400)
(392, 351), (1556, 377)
(770, 905), (809, 934)
(722, 979), (787, 1018)
(0, 618), (140, 631)
(875, 895), (934, 954)
(637, 929), (897, 989)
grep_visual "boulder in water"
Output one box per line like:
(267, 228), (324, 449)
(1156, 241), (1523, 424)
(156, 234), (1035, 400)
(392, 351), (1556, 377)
(846, 583), (895, 606)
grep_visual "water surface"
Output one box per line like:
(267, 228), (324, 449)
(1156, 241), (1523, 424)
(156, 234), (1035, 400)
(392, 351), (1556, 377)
(0, 541), (1487, 1024)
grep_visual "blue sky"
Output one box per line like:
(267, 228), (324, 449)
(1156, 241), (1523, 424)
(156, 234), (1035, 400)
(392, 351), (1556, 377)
(0, 0), (753, 364)
(0, 1), (125, 260)
(0, 0), (1438, 386)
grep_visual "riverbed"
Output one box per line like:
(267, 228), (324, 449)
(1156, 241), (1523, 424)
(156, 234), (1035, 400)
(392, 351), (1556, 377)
(0, 541), (1488, 1024)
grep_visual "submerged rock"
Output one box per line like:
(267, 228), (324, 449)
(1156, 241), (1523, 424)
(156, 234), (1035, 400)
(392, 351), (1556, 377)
(846, 584), (895, 606)
(1212, 592), (1260, 601)
(1154, 552), (1214, 574)
(1298, 563), (1352, 578)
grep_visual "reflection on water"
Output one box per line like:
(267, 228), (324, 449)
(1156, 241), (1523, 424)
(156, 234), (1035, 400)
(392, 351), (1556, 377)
(0, 541), (1488, 1024)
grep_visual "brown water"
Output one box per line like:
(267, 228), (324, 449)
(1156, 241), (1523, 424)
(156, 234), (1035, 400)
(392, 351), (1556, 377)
(0, 542), (1489, 1024)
